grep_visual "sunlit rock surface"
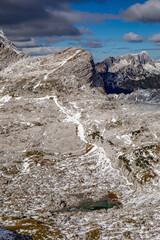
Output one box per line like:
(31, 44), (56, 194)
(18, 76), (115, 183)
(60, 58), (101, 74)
(0, 30), (26, 71)
(0, 32), (160, 239)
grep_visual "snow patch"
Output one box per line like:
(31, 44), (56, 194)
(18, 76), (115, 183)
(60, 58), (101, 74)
(22, 158), (30, 174)
(53, 95), (87, 143)
(117, 134), (133, 146)
(0, 95), (12, 103)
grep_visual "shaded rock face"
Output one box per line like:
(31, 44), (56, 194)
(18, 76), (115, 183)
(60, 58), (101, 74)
(96, 51), (160, 93)
(0, 30), (26, 71)
(0, 226), (33, 240)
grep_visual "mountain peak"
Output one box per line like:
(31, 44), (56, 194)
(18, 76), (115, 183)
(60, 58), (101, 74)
(140, 51), (148, 54)
(96, 50), (160, 94)
(97, 51), (156, 74)
(121, 51), (149, 58)
(0, 30), (26, 71)
(0, 29), (4, 37)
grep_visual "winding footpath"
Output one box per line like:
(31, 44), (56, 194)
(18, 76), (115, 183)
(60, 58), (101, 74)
(52, 94), (133, 191)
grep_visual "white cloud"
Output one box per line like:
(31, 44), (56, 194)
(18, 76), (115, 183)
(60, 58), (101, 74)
(22, 46), (68, 56)
(123, 32), (143, 42)
(121, 0), (160, 23)
(148, 34), (160, 42)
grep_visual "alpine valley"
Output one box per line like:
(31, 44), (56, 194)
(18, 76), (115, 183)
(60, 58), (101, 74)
(0, 30), (160, 240)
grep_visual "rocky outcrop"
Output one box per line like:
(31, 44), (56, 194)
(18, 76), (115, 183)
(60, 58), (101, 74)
(128, 88), (160, 104)
(96, 51), (160, 93)
(0, 30), (26, 71)
(0, 44), (104, 96)
(96, 51), (156, 73)
(0, 226), (33, 240)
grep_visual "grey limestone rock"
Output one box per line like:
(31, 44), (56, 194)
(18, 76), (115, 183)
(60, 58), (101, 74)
(0, 45), (104, 96)
(0, 226), (33, 240)
(0, 32), (159, 240)
(96, 51), (155, 73)
(96, 51), (160, 93)
(0, 30), (26, 71)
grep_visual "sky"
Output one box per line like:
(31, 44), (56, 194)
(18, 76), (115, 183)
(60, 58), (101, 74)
(1, 0), (160, 62)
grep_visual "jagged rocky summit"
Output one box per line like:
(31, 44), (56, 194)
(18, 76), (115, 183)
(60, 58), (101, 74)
(0, 37), (104, 97)
(96, 51), (160, 93)
(0, 30), (26, 71)
(0, 31), (160, 239)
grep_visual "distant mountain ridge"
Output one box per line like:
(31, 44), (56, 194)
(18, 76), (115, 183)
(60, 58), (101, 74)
(96, 51), (156, 73)
(0, 30), (160, 94)
(96, 51), (160, 93)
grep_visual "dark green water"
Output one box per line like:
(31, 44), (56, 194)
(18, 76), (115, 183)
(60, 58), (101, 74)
(67, 196), (119, 212)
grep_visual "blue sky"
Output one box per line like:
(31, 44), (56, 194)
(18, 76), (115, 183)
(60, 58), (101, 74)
(69, 0), (160, 61)
(1, 0), (160, 61)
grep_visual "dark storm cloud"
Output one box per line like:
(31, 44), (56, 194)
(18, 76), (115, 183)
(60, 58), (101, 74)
(0, 0), (110, 40)
(81, 41), (103, 48)
(13, 38), (38, 48)
(121, 0), (160, 23)
(68, 35), (104, 49)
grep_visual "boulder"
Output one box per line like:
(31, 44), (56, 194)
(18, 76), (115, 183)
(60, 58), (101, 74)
(0, 226), (33, 240)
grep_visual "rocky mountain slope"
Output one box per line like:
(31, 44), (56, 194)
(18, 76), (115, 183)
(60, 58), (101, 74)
(0, 32), (160, 239)
(0, 226), (33, 240)
(96, 51), (160, 93)
(0, 30), (26, 71)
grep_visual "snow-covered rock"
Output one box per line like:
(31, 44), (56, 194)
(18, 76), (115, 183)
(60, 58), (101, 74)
(96, 51), (156, 73)
(0, 32), (159, 240)
(0, 30), (26, 71)
(96, 52), (160, 93)
(0, 43), (104, 96)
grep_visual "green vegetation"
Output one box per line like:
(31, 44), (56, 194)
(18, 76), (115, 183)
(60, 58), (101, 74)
(118, 154), (132, 172)
(131, 127), (145, 136)
(88, 130), (104, 143)
(134, 145), (156, 169)
(119, 144), (159, 184)
(107, 140), (114, 146)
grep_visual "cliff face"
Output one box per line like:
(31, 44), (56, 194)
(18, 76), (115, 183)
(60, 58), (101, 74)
(0, 32), (160, 240)
(0, 45), (104, 97)
(0, 30), (26, 71)
(96, 51), (160, 93)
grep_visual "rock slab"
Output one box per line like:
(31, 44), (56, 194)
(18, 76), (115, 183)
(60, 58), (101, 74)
(0, 226), (33, 240)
